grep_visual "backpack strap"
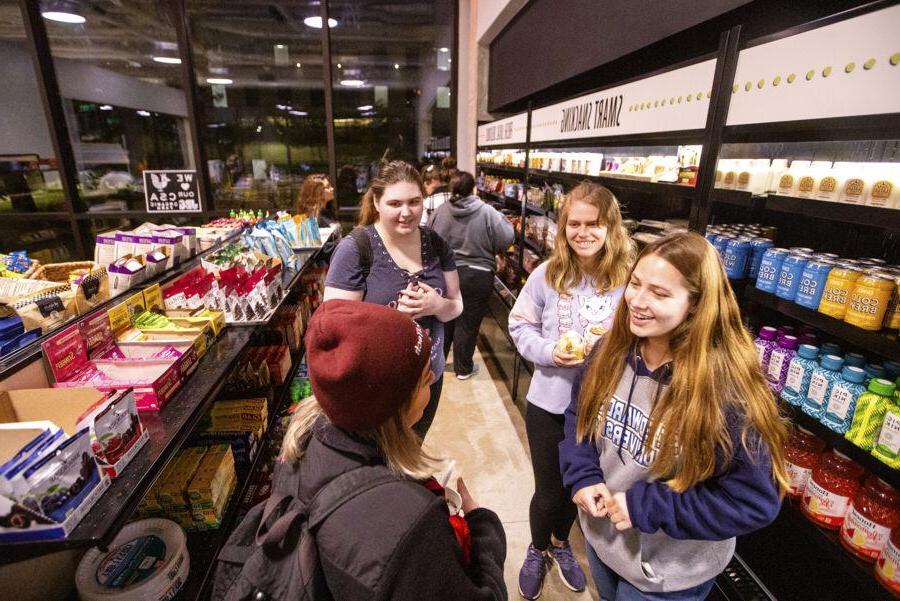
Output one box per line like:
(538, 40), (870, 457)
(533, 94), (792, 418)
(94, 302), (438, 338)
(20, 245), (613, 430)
(307, 465), (398, 530)
(421, 226), (446, 266)
(349, 227), (373, 281)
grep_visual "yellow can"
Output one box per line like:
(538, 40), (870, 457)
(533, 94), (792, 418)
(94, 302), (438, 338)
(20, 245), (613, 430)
(844, 272), (895, 330)
(818, 265), (861, 319)
(880, 271), (900, 330)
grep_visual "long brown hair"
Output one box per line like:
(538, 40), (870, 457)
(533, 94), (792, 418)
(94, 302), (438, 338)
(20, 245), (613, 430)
(545, 181), (634, 294)
(358, 160), (425, 226)
(297, 175), (329, 217)
(575, 231), (790, 494)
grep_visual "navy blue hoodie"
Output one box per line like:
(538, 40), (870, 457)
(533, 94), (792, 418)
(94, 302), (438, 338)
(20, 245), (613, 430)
(559, 348), (782, 592)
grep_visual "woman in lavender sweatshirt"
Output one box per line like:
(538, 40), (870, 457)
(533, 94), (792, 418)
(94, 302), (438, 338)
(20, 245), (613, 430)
(509, 182), (634, 599)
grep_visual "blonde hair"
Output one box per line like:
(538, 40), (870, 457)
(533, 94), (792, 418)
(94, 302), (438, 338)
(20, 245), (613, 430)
(575, 231), (790, 494)
(281, 369), (437, 479)
(358, 161), (425, 226)
(545, 182), (634, 294)
(297, 175), (329, 217)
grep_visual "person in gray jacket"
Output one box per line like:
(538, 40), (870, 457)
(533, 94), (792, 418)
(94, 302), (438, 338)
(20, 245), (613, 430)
(429, 171), (515, 379)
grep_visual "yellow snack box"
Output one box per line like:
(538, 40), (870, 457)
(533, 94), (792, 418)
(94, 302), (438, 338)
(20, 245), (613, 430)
(158, 446), (206, 510)
(188, 444), (236, 509)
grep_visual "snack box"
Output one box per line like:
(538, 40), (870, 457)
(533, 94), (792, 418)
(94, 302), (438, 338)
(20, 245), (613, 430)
(190, 469), (236, 529)
(164, 309), (226, 338)
(107, 254), (147, 296)
(43, 325), (185, 412)
(0, 388), (147, 480)
(117, 326), (211, 361)
(187, 444), (235, 510)
(157, 446), (206, 511)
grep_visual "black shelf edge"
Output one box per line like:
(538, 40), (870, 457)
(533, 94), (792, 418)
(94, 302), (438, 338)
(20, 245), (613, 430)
(493, 275), (518, 308)
(745, 287), (900, 362)
(0, 230), (243, 379)
(528, 169), (697, 198)
(766, 194), (900, 232)
(723, 113), (900, 144)
(710, 188), (766, 208)
(783, 403), (900, 491)
(2, 327), (255, 565)
(475, 164), (524, 178)
(526, 129), (707, 149)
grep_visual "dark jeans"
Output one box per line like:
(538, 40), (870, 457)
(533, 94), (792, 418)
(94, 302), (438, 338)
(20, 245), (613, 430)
(526, 402), (579, 550)
(586, 544), (715, 601)
(443, 266), (495, 376)
(413, 376), (444, 439)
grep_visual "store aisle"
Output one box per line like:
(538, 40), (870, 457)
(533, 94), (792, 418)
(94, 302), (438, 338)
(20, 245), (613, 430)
(424, 349), (599, 600)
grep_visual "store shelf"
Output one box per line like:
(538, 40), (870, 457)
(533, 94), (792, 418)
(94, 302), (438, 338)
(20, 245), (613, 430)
(1, 327), (255, 566)
(523, 238), (545, 255)
(528, 169), (696, 198)
(765, 194), (900, 232)
(745, 287), (900, 361)
(783, 403), (900, 490)
(475, 164), (524, 178)
(710, 188), (765, 208)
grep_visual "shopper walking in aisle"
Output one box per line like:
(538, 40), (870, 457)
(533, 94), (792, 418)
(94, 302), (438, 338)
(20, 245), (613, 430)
(429, 170), (515, 379)
(279, 300), (507, 600)
(324, 160), (463, 438)
(421, 164), (452, 225)
(297, 174), (337, 226)
(509, 182), (634, 599)
(561, 231), (789, 601)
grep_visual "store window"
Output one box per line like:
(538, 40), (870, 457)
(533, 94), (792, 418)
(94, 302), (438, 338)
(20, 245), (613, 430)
(327, 0), (455, 215)
(189, 1), (328, 213)
(40, 0), (193, 212)
(0, 0), (65, 214)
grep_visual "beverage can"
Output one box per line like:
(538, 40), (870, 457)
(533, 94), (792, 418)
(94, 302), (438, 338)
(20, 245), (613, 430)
(845, 273), (895, 331)
(776, 253), (811, 301)
(749, 238), (775, 280)
(795, 260), (835, 310)
(819, 266), (862, 319)
(712, 234), (734, 256)
(756, 248), (789, 294)
(724, 237), (753, 280)
(789, 247), (815, 254)
(882, 273), (900, 330)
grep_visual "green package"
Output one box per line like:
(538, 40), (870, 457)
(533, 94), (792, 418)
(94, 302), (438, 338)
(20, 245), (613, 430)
(845, 378), (897, 451)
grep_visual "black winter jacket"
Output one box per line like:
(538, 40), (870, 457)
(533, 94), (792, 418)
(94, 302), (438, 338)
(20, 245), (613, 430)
(285, 419), (508, 601)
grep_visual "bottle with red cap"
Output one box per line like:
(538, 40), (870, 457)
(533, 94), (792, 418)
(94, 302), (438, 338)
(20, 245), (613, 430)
(840, 477), (900, 561)
(784, 427), (825, 498)
(802, 449), (865, 529)
(877, 528), (900, 597)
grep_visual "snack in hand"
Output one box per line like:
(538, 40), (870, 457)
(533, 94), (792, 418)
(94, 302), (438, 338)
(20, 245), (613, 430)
(559, 330), (585, 360)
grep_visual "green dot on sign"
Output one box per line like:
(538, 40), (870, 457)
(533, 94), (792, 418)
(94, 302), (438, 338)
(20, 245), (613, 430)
(678, 96), (683, 103)
(670, 97), (675, 104)
(787, 73), (796, 83)
(686, 94), (692, 102)
(732, 85), (738, 94)
(744, 81), (752, 91)
(661, 98), (666, 106)
(891, 53), (900, 66)
(696, 92), (703, 101)
(654, 100), (659, 107)
(864, 58), (876, 69)
(773, 75), (782, 86)
(823, 66), (832, 77)
(845, 62), (856, 73)
(707, 90), (711, 98)
(757, 79), (765, 89)
(805, 69), (815, 80)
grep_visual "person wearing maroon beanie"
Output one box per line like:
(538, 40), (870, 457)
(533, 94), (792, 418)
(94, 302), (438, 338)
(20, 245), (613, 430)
(278, 300), (508, 600)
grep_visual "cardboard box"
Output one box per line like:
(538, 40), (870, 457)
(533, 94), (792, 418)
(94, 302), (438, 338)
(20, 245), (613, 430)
(158, 446), (205, 511)
(187, 444), (235, 509)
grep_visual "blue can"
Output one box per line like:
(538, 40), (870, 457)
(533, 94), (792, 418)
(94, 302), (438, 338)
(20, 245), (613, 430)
(794, 259), (834, 309)
(756, 248), (789, 293)
(704, 228), (720, 244)
(724, 237), (753, 279)
(749, 238), (775, 280)
(713, 234), (734, 257)
(775, 253), (811, 300)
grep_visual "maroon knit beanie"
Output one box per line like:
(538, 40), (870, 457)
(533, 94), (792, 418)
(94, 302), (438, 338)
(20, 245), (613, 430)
(305, 299), (432, 432)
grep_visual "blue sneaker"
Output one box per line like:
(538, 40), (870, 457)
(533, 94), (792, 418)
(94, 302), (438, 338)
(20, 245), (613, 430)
(518, 544), (548, 599)
(548, 541), (587, 592)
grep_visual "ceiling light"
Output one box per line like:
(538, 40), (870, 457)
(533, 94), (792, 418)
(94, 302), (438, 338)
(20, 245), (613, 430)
(209, 67), (228, 75)
(296, 62), (302, 68)
(357, 105), (373, 111)
(275, 44), (285, 49)
(206, 78), (233, 85)
(340, 79), (365, 87)
(256, 125), (262, 133)
(137, 110), (151, 117)
(394, 63), (400, 70)
(289, 110), (308, 116)
(336, 63), (342, 69)
(439, 47), (449, 53)
(303, 16), (337, 28)
(153, 56), (182, 64)
(41, 11), (85, 24)
(99, 105), (113, 111)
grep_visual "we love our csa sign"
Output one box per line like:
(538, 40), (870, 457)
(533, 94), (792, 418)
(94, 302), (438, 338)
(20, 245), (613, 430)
(143, 169), (202, 213)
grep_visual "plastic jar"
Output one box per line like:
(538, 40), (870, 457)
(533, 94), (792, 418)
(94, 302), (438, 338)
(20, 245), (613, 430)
(781, 344), (821, 406)
(802, 450), (864, 529)
(845, 272), (895, 331)
(846, 379), (898, 451)
(876, 528), (900, 597)
(818, 265), (862, 319)
(784, 427), (826, 498)
(840, 477), (900, 562)
(873, 399), (900, 468)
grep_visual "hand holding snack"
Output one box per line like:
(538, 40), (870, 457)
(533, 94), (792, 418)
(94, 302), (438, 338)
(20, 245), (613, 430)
(573, 482), (611, 518)
(553, 330), (585, 366)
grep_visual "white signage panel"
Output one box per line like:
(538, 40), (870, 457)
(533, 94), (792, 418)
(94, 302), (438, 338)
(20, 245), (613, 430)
(727, 4), (900, 126)
(529, 59), (717, 144)
(477, 112), (528, 147)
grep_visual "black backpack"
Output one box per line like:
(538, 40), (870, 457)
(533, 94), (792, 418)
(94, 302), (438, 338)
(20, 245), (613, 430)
(211, 463), (396, 601)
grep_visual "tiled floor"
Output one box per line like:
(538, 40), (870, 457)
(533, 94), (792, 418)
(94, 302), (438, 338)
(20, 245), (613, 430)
(424, 349), (599, 600)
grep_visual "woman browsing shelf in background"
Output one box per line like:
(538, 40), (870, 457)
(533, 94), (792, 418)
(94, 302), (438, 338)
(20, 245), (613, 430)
(509, 182), (634, 600)
(561, 231), (789, 601)
(297, 174), (336, 226)
(421, 163), (453, 226)
(323, 160), (463, 439)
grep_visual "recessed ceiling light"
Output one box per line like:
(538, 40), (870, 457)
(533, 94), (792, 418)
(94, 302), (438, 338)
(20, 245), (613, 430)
(206, 78), (233, 85)
(439, 47), (449, 53)
(256, 125), (262, 133)
(357, 105), (373, 111)
(41, 11), (85, 24)
(153, 56), (182, 64)
(99, 105), (113, 111)
(289, 110), (308, 116)
(137, 110), (151, 117)
(303, 16), (337, 28)
(275, 44), (285, 49)
(336, 63), (342, 69)
(394, 63), (400, 70)
(340, 79), (365, 87)
(209, 67), (228, 75)
(296, 62), (302, 68)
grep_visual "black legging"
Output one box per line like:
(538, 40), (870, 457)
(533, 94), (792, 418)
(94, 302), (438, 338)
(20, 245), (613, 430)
(413, 376), (444, 439)
(526, 402), (579, 551)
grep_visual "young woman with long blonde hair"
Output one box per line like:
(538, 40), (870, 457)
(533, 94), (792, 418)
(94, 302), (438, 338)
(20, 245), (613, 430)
(509, 182), (634, 599)
(560, 231), (789, 601)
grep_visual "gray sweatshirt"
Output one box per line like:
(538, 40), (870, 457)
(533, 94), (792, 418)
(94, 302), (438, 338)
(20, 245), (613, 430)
(428, 195), (515, 272)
